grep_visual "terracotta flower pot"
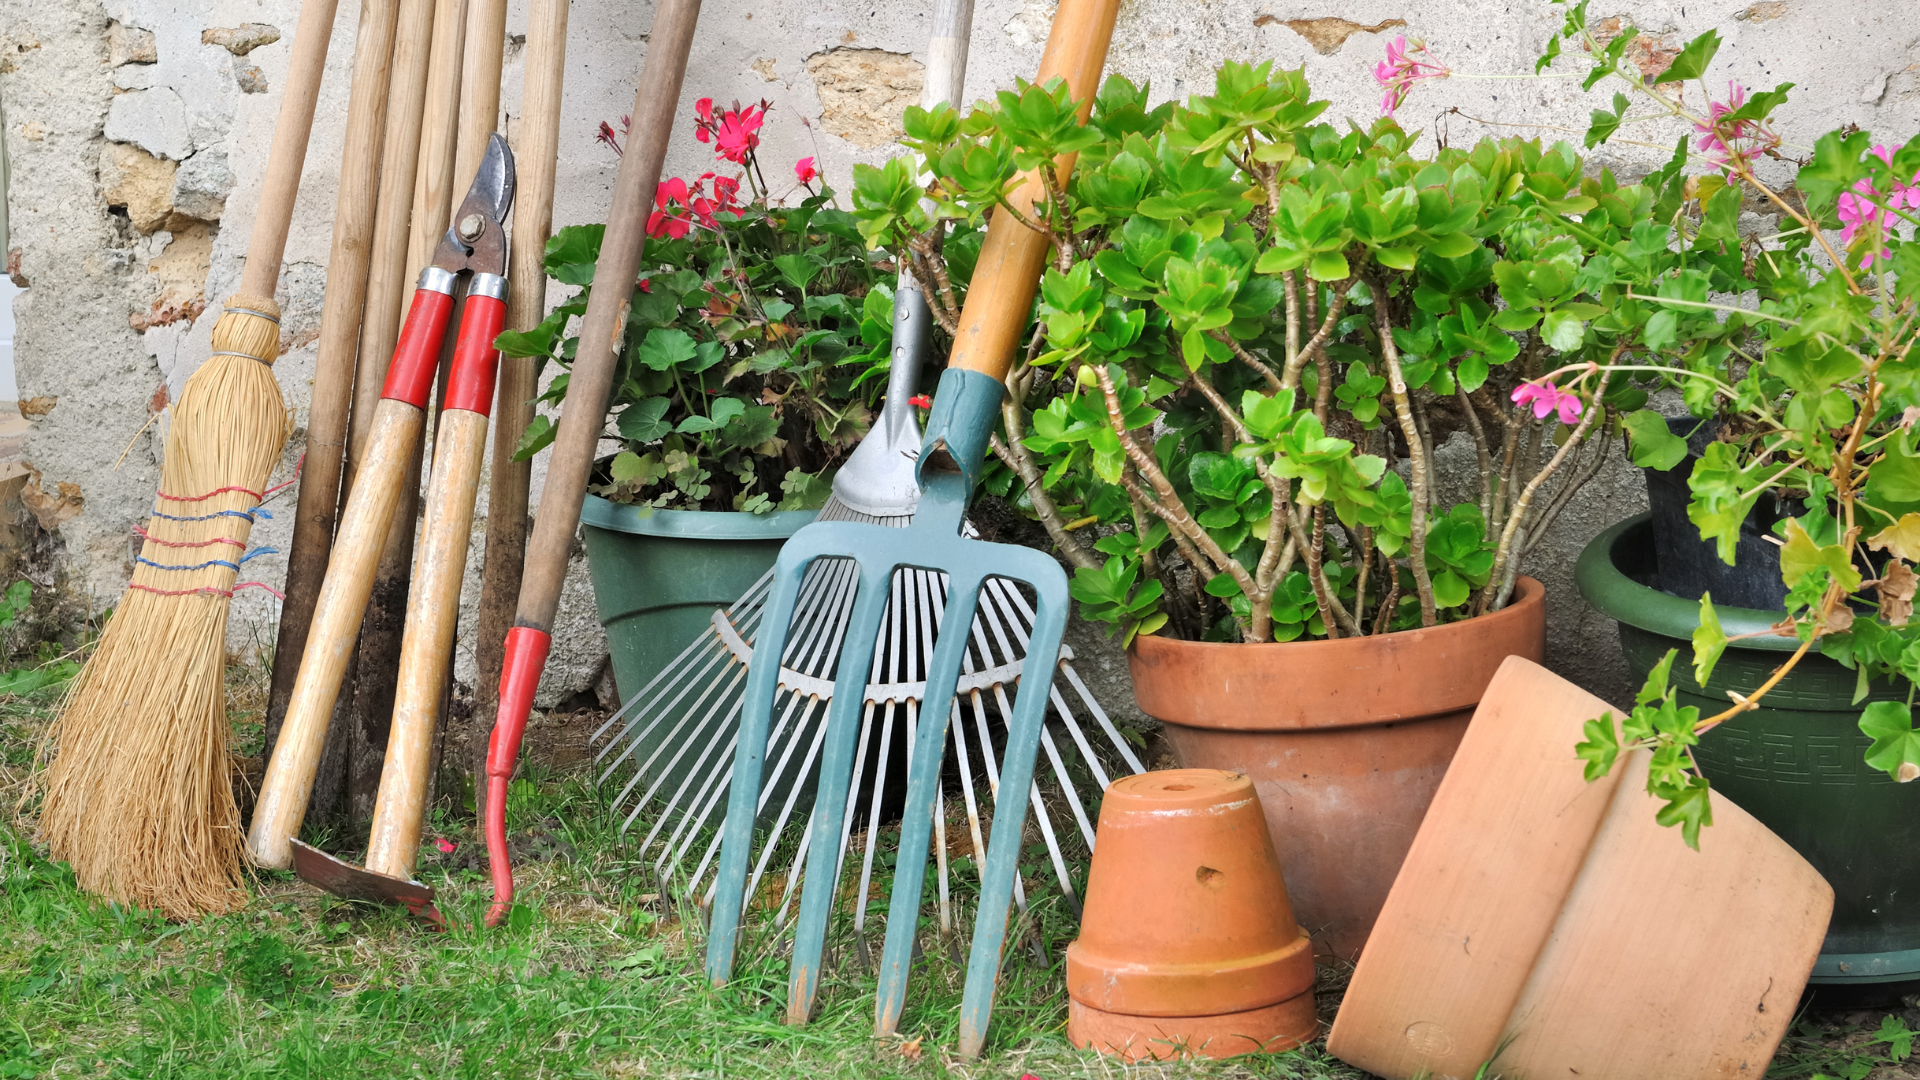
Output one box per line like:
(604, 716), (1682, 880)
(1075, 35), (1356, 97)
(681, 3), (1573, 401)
(1128, 577), (1546, 960)
(1066, 770), (1317, 1061)
(1327, 656), (1832, 1080)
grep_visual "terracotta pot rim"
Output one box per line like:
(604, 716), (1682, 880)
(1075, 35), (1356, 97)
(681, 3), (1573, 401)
(1068, 930), (1315, 1017)
(1131, 575), (1543, 655)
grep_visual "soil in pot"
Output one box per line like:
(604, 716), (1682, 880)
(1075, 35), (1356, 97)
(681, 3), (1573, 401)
(1579, 514), (1920, 985)
(1127, 578), (1547, 961)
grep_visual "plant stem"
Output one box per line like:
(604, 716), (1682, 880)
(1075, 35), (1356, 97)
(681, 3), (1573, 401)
(1373, 291), (1439, 627)
(1487, 398), (1601, 610)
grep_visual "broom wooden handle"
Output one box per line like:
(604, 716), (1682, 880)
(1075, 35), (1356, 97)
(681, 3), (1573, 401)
(238, 0), (347, 299)
(264, 0), (403, 767)
(944, 0), (1117, 384)
(247, 282), (454, 870)
(511, 0), (701, 636)
(365, 292), (504, 879)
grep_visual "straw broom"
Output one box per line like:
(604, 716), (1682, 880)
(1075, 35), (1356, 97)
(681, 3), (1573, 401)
(36, 0), (344, 919)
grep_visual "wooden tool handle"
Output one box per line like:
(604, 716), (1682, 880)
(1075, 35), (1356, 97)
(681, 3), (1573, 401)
(365, 406), (491, 878)
(239, 0), (346, 299)
(926, 0), (974, 111)
(944, 0), (1117, 382)
(472, 0), (568, 804)
(247, 399), (427, 868)
(512, 0), (701, 635)
(264, 0), (403, 764)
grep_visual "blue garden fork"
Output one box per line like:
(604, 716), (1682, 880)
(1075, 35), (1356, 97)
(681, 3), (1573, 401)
(703, 0), (1120, 1055)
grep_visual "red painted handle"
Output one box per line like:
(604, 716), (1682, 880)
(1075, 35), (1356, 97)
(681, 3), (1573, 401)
(443, 292), (506, 416)
(485, 625), (551, 927)
(382, 287), (455, 408)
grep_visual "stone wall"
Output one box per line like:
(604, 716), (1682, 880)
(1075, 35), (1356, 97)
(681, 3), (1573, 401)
(0, 0), (1916, 708)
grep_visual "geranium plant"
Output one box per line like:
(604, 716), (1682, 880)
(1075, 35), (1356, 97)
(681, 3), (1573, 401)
(500, 99), (894, 513)
(851, 63), (1662, 647)
(1381, 3), (1920, 846)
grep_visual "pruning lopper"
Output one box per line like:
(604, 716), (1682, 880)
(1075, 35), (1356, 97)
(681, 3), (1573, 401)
(249, 135), (516, 916)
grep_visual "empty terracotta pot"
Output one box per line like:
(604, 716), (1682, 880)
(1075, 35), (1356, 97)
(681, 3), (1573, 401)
(1327, 656), (1832, 1080)
(1066, 770), (1317, 1061)
(1130, 576), (1546, 960)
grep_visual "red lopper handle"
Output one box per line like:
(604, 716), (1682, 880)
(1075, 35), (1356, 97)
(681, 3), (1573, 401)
(485, 625), (551, 927)
(443, 291), (505, 416)
(381, 287), (455, 408)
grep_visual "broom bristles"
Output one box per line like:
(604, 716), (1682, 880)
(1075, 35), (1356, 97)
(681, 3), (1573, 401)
(39, 294), (292, 920)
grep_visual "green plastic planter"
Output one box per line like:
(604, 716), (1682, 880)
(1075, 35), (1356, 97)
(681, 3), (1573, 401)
(581, 495), (816, 707)
(1578, 514), (1920, 984)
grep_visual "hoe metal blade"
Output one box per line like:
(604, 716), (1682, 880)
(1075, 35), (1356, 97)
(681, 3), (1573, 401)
(704, 469), (1068, 1057)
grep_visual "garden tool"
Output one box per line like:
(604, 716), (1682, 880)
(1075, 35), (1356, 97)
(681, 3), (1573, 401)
(473, 0), (570, 819)
(704, 0), (1121, 1055)
(291, 133), (516, 921)
(481, 0), (702, 927)
(590, 0), (1141, 958)
(263, 0), (406, 787)
(38, 0), (341, 919)
(250, 135), (516, 871)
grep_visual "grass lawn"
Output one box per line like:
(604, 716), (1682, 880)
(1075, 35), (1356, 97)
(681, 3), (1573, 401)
(0, 686), (1368, 1079)
(3, 680), (1917, 1079)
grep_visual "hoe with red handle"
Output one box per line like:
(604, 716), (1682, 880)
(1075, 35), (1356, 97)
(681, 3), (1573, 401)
(483, 0), (703, 927)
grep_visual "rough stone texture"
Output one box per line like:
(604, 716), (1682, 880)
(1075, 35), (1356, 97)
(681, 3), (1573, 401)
(201, 23), (279, 57)
(102, 87), (190, 161)
(98, 141), (176, 233)
(4, 0), (1918, 715)
(106, 20), (156, 66)
(804, 48), (924, 148)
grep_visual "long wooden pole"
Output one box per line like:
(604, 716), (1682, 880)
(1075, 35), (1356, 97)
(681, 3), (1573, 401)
(262, 0), (403, 772)
(471, 0), (567, 822)
(483, 0), (703, 924)
(343, 0), (468, 828)
(236, 0), (344, 299)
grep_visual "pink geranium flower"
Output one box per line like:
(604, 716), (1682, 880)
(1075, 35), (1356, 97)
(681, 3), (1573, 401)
(1512, 380), (1583, 425)
(1374, 36), (1450, 117)
(795, 156), (819, 185)
(1837, 143), (1920, 266)
(434, 838), (457, 854)
(1693, 83), (1782, 174)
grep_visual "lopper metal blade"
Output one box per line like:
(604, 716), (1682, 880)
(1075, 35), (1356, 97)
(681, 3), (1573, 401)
(429, 133), (516, 278)
(290, 840), (447, 928)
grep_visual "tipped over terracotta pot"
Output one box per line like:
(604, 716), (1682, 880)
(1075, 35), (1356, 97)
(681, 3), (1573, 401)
(1067, 770), (1317, 1061)
(1128, 576), (1546, 960)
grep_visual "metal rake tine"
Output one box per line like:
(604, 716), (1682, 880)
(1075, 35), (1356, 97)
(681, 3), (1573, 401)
(706, 537), (840, 984)
(958, 558), (1071, 1058)
(688, 687), (822, 892)
(637, 678), (759, 862)
(992, 681), (1082, 907)
(593, 632), (734, 778)
(772, 804), (815, 928)
(740, 692), (833, 908)
(613, 661), (751, 840)
(855, 699), (896, 942)
(835, 700), (881, 944)
(599, 629), (750, 793)
(874, 566), (983, 1037)
(1038, 722), (1098, 853)
(783, 558), (894, 1022)
(1060, 661), (1147, 774)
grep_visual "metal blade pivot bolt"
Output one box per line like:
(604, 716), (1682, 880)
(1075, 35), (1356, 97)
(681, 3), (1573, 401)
(459, 214), (486, 242)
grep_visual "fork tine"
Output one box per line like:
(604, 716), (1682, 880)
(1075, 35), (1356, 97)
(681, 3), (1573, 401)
(874, 566), (983, 1036)
(957, 554), (1070, 1058)
(706, 538), (839, 984)
(783, 558), (894, 1022)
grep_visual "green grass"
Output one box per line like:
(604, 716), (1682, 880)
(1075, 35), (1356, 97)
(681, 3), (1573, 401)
(0, 689), (1366, 1079)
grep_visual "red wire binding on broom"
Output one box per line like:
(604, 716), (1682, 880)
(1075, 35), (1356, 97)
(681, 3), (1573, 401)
(128, 581), (286, 600)
(260, 452), (305, 500)
(133, 525), (247, 549)
(156, 484), (265, 503)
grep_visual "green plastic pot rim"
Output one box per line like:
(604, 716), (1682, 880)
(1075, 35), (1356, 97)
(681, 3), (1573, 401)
(580, 493), (818, 540)
(1575, 513), (1799, 654)
(1810, 947), (1920, 984)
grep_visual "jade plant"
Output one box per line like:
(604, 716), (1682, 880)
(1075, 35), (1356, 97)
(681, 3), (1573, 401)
(1380, 3), (1920, 845)
(851, 63), (1663, 647)
(500, 100), (892, 514)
